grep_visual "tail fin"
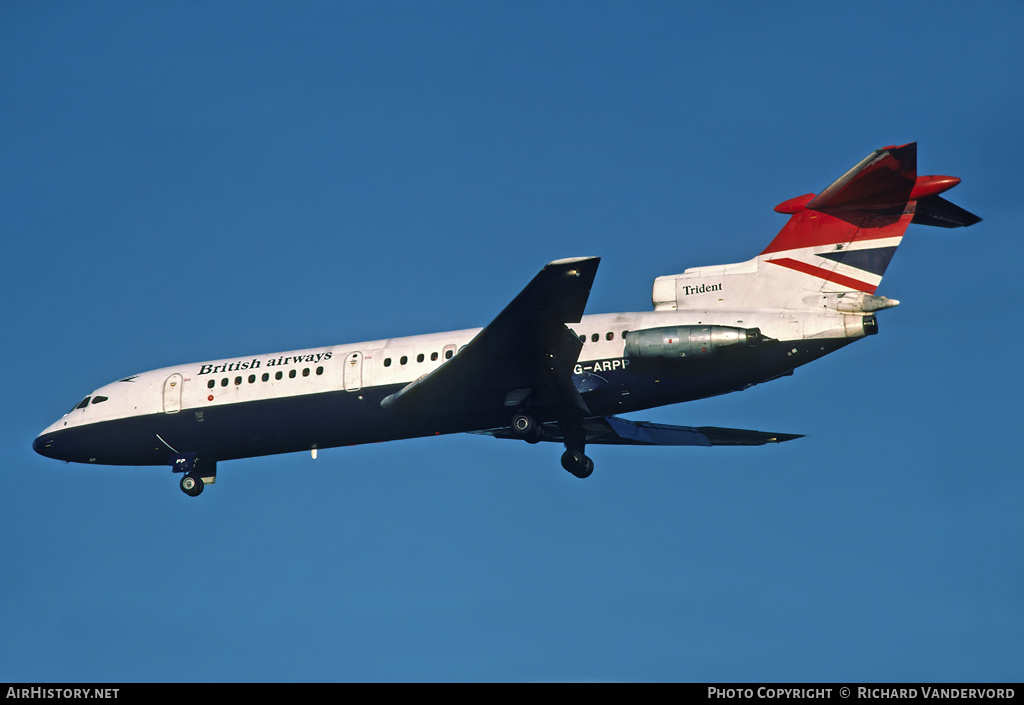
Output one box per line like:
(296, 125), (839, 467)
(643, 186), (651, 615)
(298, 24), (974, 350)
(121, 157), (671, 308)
(653, 143), (980, 312)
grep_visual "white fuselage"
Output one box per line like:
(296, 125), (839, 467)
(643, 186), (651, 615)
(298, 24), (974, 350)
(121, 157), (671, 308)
(37, 306), (865, 451)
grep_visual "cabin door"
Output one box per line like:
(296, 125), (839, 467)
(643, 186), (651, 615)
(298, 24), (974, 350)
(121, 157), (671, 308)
(344, 351), (363, 392)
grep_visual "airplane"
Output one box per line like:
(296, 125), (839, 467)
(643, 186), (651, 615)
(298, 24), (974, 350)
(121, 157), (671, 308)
(33, 143), (980, 496)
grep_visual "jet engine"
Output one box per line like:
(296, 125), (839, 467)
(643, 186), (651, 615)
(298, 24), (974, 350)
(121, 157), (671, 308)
(624, 325), (769, 360)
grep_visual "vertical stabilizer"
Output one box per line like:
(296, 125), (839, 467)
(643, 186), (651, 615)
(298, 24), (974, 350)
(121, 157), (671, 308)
(652, 143), (979, 313)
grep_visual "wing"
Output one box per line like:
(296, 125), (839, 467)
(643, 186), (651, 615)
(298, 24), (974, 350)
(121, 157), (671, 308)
(381, 257), (600, 421)
(472, 416), (803, 446)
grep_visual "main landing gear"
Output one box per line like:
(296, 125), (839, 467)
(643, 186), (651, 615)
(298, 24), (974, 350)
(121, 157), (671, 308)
(510, 412), (593, 478)
(560, 448), (594, 479)
(555, 422), (594, 479)
(170, 452), (216, 498)
(510, 413), (544, 444)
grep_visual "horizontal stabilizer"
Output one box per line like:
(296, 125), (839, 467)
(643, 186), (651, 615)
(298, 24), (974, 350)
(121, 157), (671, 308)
(911, 194), (982, 228)
(472, 416), (802, 447)
(804, 143), (917, 213)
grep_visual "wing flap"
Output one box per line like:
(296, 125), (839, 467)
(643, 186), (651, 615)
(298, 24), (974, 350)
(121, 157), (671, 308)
(472, 416), (802, 447)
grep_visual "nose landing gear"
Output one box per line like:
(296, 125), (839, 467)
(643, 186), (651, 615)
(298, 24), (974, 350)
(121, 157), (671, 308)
(169, 452), (216, 498)
(180, 473), (204, 497)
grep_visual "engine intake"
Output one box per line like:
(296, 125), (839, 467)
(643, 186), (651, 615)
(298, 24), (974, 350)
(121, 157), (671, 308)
(624, 325), (768, 360)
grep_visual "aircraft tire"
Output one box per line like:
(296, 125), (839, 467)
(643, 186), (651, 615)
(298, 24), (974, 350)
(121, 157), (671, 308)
(560, 449), (594, 479)
(512, 413), (534, 435)
(512, 414), (543, 444)
(180, 474), (204, 497)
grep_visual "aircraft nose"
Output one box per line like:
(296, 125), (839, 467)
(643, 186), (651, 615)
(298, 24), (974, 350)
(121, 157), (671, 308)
(33, 431), (57, 458)
(33, 417), (69, 460)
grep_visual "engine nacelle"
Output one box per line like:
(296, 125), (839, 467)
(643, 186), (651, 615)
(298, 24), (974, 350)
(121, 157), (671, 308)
(624, 325), (768, 360)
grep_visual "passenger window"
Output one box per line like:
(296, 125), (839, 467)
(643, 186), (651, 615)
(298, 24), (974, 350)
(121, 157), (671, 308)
(221, 378), (229, 387)
(445, 350), (453, 360)
(578, 335), (585, 343)
(207, 380), (215, 389)
(248, 374), (256, 384)
(431, 352), (438, 361)
(606, 332), (614, 341)
(316, 366), (323, 375)
(384, 358), (392, 367)
(400, 356), (408, 365)
(417, 353), (424, 363)
(262, 373), (270, 382)
(289, 369), (296, 379)
(275, 371), (283, 380)
(234, 376), (242, 385)
(302, 368), (310, 377)
(591, 333), (599, 343)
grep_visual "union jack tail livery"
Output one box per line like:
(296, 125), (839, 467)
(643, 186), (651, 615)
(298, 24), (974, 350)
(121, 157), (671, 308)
(653, 143), (980, 315)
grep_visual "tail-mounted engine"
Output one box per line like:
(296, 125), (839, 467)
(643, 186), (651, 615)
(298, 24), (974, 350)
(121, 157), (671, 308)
(624, 325), (771, 361)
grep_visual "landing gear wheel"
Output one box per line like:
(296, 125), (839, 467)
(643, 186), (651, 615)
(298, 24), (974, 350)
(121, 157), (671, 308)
(560, 449), (594, 479)
(180, 474), (204, 497)
(511, 413), (543, 444)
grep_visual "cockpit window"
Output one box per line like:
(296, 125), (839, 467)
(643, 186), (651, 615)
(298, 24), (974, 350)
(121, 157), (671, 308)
(72, 397), (91, 412)
(91, 396), (109, 405)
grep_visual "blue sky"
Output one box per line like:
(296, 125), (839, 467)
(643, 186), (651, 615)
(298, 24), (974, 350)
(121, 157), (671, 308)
(3, 1), (1022, 682)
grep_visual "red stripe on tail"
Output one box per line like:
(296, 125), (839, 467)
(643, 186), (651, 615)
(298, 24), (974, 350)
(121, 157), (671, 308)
(765, 257), (878, 293)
